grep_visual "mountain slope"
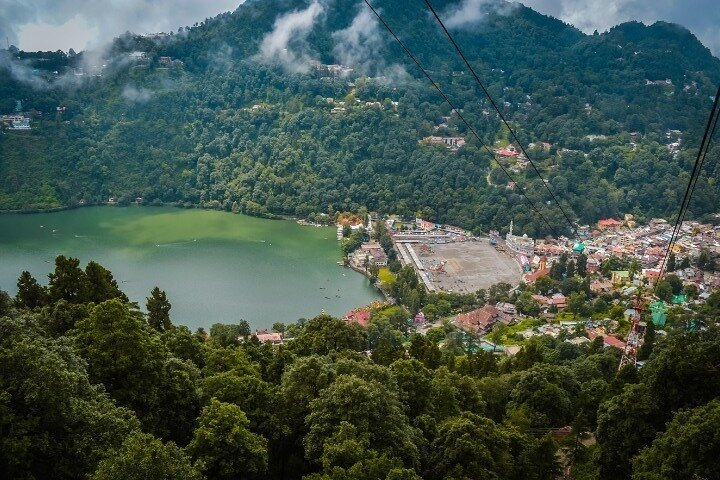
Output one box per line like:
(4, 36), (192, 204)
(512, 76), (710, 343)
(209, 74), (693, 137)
(1, 0), (719, 235)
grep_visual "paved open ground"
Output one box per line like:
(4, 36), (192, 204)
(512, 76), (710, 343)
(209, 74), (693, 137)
(411, 240), (522, 293)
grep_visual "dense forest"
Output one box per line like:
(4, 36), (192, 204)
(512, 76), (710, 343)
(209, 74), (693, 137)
(1, 0), (720, 236)
(3, 256), (720, 479)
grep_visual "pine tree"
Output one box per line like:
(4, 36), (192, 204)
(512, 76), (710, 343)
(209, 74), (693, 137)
(146, 287), (172, 331)
(16, 271), (48, 309)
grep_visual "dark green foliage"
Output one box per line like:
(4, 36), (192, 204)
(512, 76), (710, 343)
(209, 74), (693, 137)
(187, 399), (268, 479)
(146, 286), (172, 332)
(90, 432), (202, 480)
(305, 374), (419, 468)
(3, 1), (719, 236)
(0, 314), (141, 479)
(631, 399), (720, 480)
(427, 412), (511, 480)
(48, 255), (89, 303)
(85, 261), (128, 304)
(3, 257), (720, 479)
(289, 314), (367, 356)
(15, 271), (48, 310)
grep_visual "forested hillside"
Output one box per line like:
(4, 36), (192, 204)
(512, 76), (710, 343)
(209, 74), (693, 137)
(1, 0), (720, 235)
(3, 257), (720, 479)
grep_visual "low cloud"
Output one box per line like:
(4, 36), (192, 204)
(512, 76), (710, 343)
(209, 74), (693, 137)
(442, 0), (519, 29)
(330, 4), (409, 81)
(0, 1), (242, 52)
(255, 0), (325, 73)
(521, 0), (720, 55)
(122, 85), (153, 103)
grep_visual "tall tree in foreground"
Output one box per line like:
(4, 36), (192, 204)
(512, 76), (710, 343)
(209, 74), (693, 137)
(186, 399), (268, 480)
(631, 399), (720, 480)
(48, 255), (89, 303)
(73, 299), (166, 430)
(90, 432), (202, 480)
(15, 270), (48, 309)
(147, 287), (172, 332)
(85, 261), (128, 304)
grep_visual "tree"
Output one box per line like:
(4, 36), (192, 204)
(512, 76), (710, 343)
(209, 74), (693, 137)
(38, 299), (89, 337)
(15, 271), (48, 309)
(187, 399), (268, 479)
(679, 256), (690, 269)
(90, 432), (201, 480)
(596, 383), (662, 480)
(85, 261), (128, 304)
(655, 280), (672, 302)
(664, 274), (682, 295)
(516, 291), (540, 316)
(73, 299), (167, 431)
(631, 399), (720, 480)
(272, 322), (286, 333)
(0, 314), (140, 479)
(534, 276), (554, 295)
(636, 321), (655, 361)
(390, 359), (432, 420)
(146, 287), (172, 332)
(576, 253), (588, 277)
(289, 314), (366, 356)
(238, 319), (252, 339)
(507, 364), (579, 428)
(201, 371), (275, 436)
(666, 252), (676, 272)
(566, 259), (576, 278)
(209, 323), (243, 347)
(489, 323), (508, 346)
(48, 255), (89, 303)
(305, 375), (419, 467)
(371, 337), (405, 366)
(0, 290), (10, 317)
(566, 291), (588, 317)
(428, 413), (511, 480)
(161, 325), (205, 367)
(488, 282), (512, 304)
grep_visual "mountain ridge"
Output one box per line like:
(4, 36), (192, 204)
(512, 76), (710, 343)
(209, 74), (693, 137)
(1, 0), (719, 236)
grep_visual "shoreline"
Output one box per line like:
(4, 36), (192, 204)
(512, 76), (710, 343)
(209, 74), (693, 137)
(345, 262), (390, 301)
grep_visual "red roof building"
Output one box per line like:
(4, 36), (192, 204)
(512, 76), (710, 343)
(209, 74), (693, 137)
(525, 267), (551, 283)
(343, 309), (371, 327)
(456, 305), (505, 334)
(597, 218), (623, 230)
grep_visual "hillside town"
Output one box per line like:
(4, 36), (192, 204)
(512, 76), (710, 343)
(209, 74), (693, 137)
(325, 211), (719, 367)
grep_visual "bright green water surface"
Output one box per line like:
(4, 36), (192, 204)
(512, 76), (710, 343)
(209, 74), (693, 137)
(0, 206), (381, 330)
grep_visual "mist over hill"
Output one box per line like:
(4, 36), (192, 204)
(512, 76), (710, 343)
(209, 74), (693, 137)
(1, 0), (719, 235)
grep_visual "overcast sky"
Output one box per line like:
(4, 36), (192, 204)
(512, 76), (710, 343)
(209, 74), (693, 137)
(0, 0), (718, 55)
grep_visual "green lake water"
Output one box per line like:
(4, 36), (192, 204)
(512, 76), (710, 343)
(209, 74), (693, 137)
(0, 206), (381, 330)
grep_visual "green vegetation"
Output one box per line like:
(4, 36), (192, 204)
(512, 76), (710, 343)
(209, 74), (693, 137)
(2, 0), (720, 236)
(2, 256), (720, 478)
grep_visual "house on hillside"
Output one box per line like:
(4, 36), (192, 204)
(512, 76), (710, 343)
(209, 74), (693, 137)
(253, 330), (283, 345)
(597, 218), (623, 230)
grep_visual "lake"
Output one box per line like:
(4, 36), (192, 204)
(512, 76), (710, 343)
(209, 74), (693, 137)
(0, 206), (382, 330)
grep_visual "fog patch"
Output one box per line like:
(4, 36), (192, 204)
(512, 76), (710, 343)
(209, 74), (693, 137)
(255, 0), (325, 73)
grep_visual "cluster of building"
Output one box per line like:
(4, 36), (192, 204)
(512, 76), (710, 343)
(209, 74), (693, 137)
(1, 114), (31, 130)
(421, 136), (466, 150)
(521, 216), (720, 297)
(326, 97), (397, 115)
(349, 241), (388, 268)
